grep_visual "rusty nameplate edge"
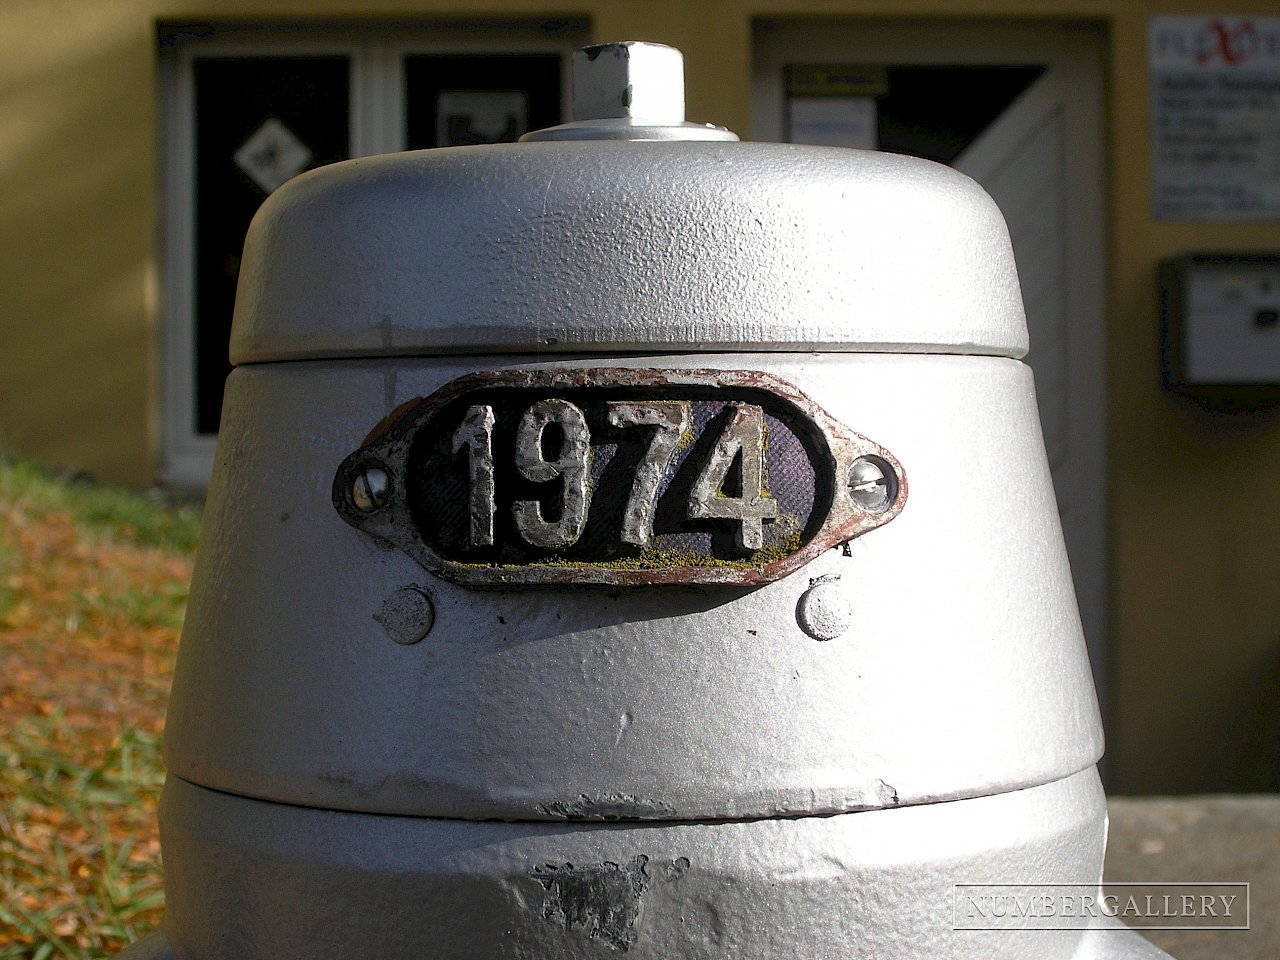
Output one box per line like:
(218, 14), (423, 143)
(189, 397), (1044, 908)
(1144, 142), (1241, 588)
(332, 368), (907, 587)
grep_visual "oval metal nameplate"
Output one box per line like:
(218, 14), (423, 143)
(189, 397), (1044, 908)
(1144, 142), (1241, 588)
(333, 369), (907, 586)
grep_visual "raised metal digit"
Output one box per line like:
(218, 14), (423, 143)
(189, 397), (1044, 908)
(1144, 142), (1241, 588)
(605, 401), (690, 547)
(513, 399), (591, 549)
(687, 402), (778, 550)
(451, 404), (496, 548)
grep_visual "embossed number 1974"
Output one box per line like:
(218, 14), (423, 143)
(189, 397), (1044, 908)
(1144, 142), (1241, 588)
(453, 399), (777, 552)
(332, 368), (906, 587)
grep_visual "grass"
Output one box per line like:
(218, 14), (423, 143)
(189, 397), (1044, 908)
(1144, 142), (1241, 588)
(0, 458), (201, 553)
(1, 715), (166, 959)
(0, 456), (199, 958)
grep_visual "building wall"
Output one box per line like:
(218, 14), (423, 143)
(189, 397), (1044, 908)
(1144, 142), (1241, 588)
(2, 0), (1278, 792)
(0, 3), (158, 483)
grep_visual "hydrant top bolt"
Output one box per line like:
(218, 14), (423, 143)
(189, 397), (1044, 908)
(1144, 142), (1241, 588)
(351, 466), (390, 514)
(572, 41), (685, 124)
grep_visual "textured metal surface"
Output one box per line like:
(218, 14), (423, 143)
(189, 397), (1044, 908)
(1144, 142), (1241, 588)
(147, 768), (1165, 959)
(331, 368), (906, 586)
(165, 352), (1100, 821)
(228, 141), (1026, 363)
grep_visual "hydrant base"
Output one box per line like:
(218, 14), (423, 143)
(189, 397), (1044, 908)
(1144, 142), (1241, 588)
(139, 766), (1166, 959)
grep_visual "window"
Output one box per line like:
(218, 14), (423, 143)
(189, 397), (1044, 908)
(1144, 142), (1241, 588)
(158, 20), (584, 485)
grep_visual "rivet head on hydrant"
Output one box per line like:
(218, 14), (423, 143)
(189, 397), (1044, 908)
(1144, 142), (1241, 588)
(376, 586), (435, 645)
(797, 575), (854, 642)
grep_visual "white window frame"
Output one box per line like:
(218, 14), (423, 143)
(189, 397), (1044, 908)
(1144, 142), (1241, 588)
(157, 21), (581, 487)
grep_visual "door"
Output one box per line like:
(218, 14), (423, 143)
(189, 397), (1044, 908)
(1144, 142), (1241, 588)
(753, 20), (1109, 700)
(158, 20), (585, 487)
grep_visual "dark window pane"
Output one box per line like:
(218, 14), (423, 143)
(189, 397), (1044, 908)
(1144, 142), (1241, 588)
(876, 66), (1045, 164)
(193, 56), (349, 434)
(404, 54), (561, 148)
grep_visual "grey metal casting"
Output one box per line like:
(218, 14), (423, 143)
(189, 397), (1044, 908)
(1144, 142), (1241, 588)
(116, 41), (1173, 959)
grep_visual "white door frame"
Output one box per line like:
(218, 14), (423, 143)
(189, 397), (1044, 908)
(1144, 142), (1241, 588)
(752, 19), (1109, 704)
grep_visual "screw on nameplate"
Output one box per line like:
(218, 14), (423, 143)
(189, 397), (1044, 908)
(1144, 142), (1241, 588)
(350, 464), (390, 514)
(848, 456), (896, 514)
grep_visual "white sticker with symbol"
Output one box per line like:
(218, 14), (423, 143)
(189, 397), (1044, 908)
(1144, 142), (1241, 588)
(234, 118), (312, 194)
(436, 91), (528, 145)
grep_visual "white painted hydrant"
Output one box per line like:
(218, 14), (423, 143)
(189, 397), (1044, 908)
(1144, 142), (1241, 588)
(119, 41), (1172, 960)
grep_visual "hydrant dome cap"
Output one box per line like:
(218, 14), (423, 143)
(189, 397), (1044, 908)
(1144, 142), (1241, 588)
(229, 140), (1028, 364)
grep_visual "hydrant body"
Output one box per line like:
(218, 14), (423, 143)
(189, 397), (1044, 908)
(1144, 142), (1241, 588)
(121, 43), (1171, 960)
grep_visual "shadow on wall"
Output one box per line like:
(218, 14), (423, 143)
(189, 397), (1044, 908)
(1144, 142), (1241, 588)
(1230, 645), (1280, 791)
(1166, 397), (1280, 792)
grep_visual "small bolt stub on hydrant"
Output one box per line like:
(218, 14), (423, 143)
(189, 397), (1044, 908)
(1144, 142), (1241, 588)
(115, 40), (1173, 960)
(796, 575), (854, 641)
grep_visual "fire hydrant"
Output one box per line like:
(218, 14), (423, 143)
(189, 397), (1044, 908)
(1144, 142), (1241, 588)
(118, 41), (1172, 960)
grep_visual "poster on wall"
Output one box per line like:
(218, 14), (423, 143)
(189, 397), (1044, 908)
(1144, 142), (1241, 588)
(785, 65), (886, 150)
(1150, 16), (1280, 220)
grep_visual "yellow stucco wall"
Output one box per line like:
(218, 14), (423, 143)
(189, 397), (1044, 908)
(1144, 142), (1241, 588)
(1105, 10), (1280, 794)
(1, 3), (158, 483)
(3, 0), (1279, 792)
